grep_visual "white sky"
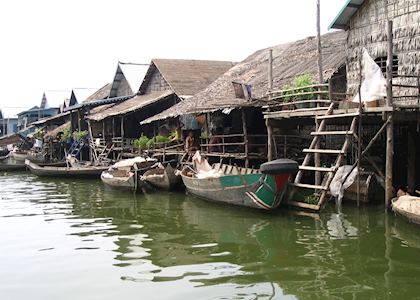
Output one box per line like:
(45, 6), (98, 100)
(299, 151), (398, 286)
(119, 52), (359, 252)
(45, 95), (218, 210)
(0, 0), (347, 117)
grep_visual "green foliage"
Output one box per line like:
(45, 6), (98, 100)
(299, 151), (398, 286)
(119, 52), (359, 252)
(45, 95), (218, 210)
(146, 138), (155, 148)
(155, 135), (170, 143)
(33, 129), (44, 139)
(281, 74), (315, 102)
(72, 130), (88, 142)
(133, 136), (150, 150)
(304, 193), (319, 205)
(60, 127), (72, 143)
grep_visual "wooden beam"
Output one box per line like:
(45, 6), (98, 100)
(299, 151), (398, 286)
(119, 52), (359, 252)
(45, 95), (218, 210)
(385, 20), (394, 210)
(241, 109), (249, 167)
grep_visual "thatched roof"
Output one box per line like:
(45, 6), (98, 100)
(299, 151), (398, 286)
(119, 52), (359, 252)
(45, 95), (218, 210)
(44, 122), (70, 139)
(83, 83), (112, 103)
(139, 59), (235, 96)
(141, 31), (347, 124)
(87, 90), (174, 122)
(0, 133), (26, 147)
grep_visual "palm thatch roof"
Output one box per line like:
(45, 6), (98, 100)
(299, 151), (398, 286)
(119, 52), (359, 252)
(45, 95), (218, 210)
(83, 83), (112, 103)
(87, 91), (174, 122)
(139, 59), (235, 96)
(0, 133), (26, 147)
(141, 31), (347, 124)
(44, 121), (70, 139)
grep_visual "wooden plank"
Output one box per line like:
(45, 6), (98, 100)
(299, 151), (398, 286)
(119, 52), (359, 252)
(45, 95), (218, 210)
(283, 200), (321, 211)
(299, 166), (335, 172)
(290, 183), (328, 190)
(303, 149), (344, 154)
(310, 131), (353, 136)
(316, 112), (359, 120)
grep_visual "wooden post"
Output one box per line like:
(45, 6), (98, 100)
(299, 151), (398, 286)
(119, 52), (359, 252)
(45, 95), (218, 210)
(385, 20), (394, 210)
(112, 117), (115, 138)
(357, 58), (363, 207)
(77, 110), (81, 132)
(102, 121), (105, 143)
(266, 49), (274, 161)
(121, 117), (124, 138)
(268, 49), (273, 90)
(407, 130), (415, 194)
(241, 109), (249, 168)
(87, 120), (94, 162)
(314, 0), (323, 187)
(266, 119), (273, 161)
(316, 0), (323, 84)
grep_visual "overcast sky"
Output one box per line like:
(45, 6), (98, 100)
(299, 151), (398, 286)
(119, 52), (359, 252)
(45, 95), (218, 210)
(0, 0), (347, 117)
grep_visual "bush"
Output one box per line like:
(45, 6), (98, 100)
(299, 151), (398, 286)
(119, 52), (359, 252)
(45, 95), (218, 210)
(60, 127), (72, 143)
(72, 130), (88, 142)
(155, 135), (170, 143)
(133, 136), (150, 150)
(281, 74), (315, 102)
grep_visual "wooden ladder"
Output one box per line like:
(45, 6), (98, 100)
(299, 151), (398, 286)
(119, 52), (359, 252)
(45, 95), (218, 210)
(290, 103), (358, 210)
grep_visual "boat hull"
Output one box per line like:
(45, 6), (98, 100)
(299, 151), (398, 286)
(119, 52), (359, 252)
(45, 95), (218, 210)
(181, 172), (291, 210)
(143, 165), (182, 191)
(101, 171), (136, 190)
(26, 160), (108, 178)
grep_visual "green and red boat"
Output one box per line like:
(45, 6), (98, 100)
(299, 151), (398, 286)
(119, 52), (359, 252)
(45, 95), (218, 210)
(181, 153), (298, 210)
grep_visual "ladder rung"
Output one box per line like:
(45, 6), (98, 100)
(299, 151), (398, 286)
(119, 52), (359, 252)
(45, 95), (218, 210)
(303, 149), (344, 154)
(311, 131), (353, 136)
(316, 112), (359, 120)
(291, 183), (328, 190)
(299, 166), (335, 172)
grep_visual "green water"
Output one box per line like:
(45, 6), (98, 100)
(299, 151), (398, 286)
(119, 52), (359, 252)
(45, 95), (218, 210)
(1, 172), (420, 300)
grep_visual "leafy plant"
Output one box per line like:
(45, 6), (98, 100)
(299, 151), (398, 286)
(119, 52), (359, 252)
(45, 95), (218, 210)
(200, 131), (209, 139)
(60, 127), (72, 143)
(155, 135), (170, 143)
(133, 136), (150, 150)
(304, 193), (319, 205)
(72, 130), (88, 142)
(146, 138), (155, 148)
(281, 74), (315, 102)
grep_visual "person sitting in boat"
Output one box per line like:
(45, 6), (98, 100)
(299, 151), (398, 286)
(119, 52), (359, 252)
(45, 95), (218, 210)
(185, 131), (198, 153)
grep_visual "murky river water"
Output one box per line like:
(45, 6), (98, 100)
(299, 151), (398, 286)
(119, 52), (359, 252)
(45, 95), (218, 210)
(1, 172), (420, 299)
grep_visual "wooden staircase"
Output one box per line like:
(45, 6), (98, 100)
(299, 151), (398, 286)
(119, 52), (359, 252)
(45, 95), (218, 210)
(289, 103), (359, 210)
(89, 140), (113, 164)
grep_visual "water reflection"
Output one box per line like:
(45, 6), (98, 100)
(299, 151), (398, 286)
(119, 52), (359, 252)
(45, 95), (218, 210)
(1, 173), (420, 299)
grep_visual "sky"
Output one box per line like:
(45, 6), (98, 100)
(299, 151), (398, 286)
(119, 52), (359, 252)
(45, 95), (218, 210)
(0, 0), (347, 117)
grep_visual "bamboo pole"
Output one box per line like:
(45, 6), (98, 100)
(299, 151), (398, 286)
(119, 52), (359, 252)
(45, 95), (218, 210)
(385, 20), (394, 210)
(266, 49), (274, 161)
(315, 0), (323, 186)
(241, 109), (249, 167)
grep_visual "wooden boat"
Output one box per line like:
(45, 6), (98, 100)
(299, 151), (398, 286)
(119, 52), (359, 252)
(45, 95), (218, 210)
(141, 164), (182, 190)
(181, 152), (298, 210)
(101, 157), (158, 191)
(0, 154), (26, 171)
(392, 195), (420, 225)
(25, 159), (109, 178)
(11, 150), (45, 163)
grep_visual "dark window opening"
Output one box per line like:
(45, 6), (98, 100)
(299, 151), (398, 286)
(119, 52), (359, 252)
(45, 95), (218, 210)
(374, 55), (398, 77)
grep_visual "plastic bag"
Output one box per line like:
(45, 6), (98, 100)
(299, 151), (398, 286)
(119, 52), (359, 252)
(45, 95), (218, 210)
(330, 165), (358, 203)
(352, 49), (387, 102)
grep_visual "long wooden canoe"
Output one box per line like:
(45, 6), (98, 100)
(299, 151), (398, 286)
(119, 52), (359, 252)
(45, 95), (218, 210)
(25, 159), (108, 178)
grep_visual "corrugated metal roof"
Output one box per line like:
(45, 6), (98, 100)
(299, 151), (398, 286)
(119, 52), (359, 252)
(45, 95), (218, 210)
(329, 0), (365, 30)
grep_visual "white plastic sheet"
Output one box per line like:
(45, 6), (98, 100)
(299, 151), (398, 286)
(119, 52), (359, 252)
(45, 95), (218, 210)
(352, 49), (387, 102)
(393, 195), (420, 215)
(330, 165), (358, 203)
(192, 151), (222, 179)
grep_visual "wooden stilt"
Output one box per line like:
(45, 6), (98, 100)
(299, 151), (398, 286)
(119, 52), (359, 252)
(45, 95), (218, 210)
(315, 1), (323, 187)
(266, 119), (273, 161)
(241, 109), (249, 168)
(385, 20), (394, 210)
(407, 130), (415, 194)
